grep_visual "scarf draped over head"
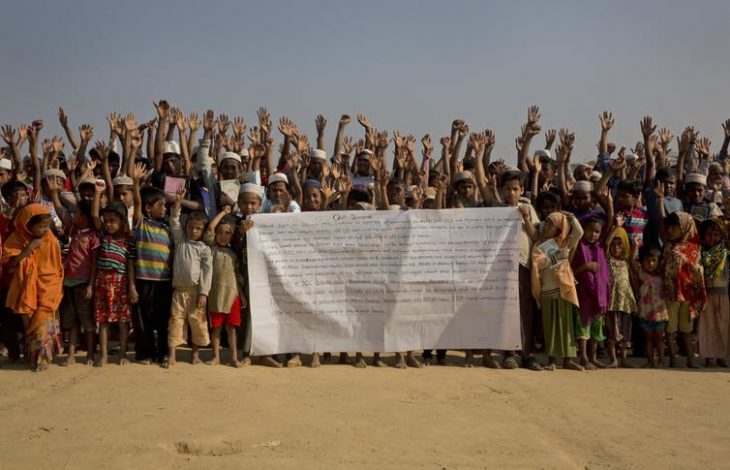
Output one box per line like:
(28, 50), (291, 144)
(572, 235), (610, 324)
(1, 204), (64, 335)
(700, 218), (728, 281)
(662, 211), (706, 317)
(531, 212), (579, 306)
(607, 226), (630, 260)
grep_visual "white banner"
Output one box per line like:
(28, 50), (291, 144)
(247, 207), (522, 355)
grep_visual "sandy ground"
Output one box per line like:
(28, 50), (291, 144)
(0, 351), (729, 470)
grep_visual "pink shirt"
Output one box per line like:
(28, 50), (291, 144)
(64, 227), (100, 284)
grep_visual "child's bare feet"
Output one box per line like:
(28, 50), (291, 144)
(84, 355), (94, 366)
(605, 360), (618, 369)
(229, 360), (242, 368)
(482, 354), (501, 369)
(563, 359), (584, 371)
(61, 355), (75, 367)
(119, 357), (129, 366)
(394, 352), (407, 369)
(338, 352), (350, 364)
(286, 354), (302, 368)
(353, 353), (368, 368)
(207, 357), (220, 365)
(260, 356), (282, 368)
(163, 357), (176, 368)
(98, 356), (109, 368)
(373, 357), (388, 368)
(310, 353), (321, 368)
(240, 356), (252, 367)
(406, 352), (423, 368)
(463, 350), (474, 368)
(543, 363), (556, 371)
(590, 359), (606, 369)
(580, 357), (597, 370)
(191, 350), (202, 365)
(502, 355), (519, 369)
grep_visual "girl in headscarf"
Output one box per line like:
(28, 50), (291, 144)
(1, 204), (64, 371)
(531, 211), (584, 371)
(572, 214), (610, 370)
(605, 226), (638, 368)
(662, 211), (706, 368)
(698, 218), (728, 367)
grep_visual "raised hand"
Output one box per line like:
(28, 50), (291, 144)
(257, 107), (271, 135)
(527, 105), (541, 125)
(723, 119), (730, 139)
(659, 127), (673, 147)
(124, 113), (137, 133)
(457, 123), (470, 138)
(640, 116), (656, 139)
(392, 131), (405, 149)
(544, 128), (556, 149)
(247, 126), (261, 146)
(0, 125), (15, 145)
(217, 114), (230, 135)
(94, 140), (110, 161)
(32, 119), (44, 132)
(51, 135), (64, 153)
(599, 111), (614, 131)
(376, 131), (389, 149)
(607, 142), (616, 155)
(58, 107), (69, 127)
(232, 116), (246, 137)
(18, 124), (28, 142)
(203, 109), (215, 134)
(558, 128), (575, 149)
(338, 114), (350, 126)
(131, 161), (147, 182)
(421, 134), (433, 157)
(405, 135), (416, 153)
(343, 136), (354, 155)
(107, 112), (121, 135)
(469, 132), (486, 152)
(79, 124), (93, 142)
(634, 141), (644, 157)
(130, 128), (143, 149)
(153, 100), (170, 120)
(356, 114), (371, 129)
(696, 137), (711, 159)
(483, 130), (495, 152)
(187, 113), (199, 133)
(175, 110), (188, 131)
(278, 117), (297, 137)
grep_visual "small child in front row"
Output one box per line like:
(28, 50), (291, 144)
(166, 189), (212, 367)
(662, 211), (707, 368)
(630, 243), (668, 368)
(698, 218), (729, 367)
(531, 211), (584, 371)
(605, 226), (637, 368)
(205, 206), (246, 367)
(91, 191), (137, 366)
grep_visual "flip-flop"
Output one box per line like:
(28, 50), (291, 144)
(522, 356), (543, 371)
(502, 356), (519, 369)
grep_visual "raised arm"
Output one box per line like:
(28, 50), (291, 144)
(28, 120), (43, 196)
(598, 111), (613, 154)
(152, 100), (170, 172)
(332, 114), (350, 157)
(58, 107), (80, 151)
(640, 116), (657, 185)
(315, 114), (327, 152)
(518, 106), (542, 174)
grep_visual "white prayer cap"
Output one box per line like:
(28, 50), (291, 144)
(163, 140), (181, 155)
(220, 152), (241, 164)
(574, 162), (592, 172)
(112, 175), (134, 186)
(0, 159), (12, 170)
(590, 171), (602, 182)
(453, 170), (475, 184)
(310, 149), (327, 161)
(625, 152), (638, 161)
(425, 187), (437, 200)
(267, 172), (289, 186)
(239, 183), (264, 198)
(43, 168), (66, 181)
(685, 173), (707, 186)
(239, 148), (249, 158)
(535, 149), (551, 159)
(357, 149), (374, 157)
(572, 181), (594, 193)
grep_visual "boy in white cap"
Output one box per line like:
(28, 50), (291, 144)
(683, 173), (722, 222)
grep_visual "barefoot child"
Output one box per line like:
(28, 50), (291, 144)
(166, 189), (212, 367)
(205, 206), (245, 367)
(662, 211), (707, 368)
(630, 244), (668, 368)
(60, 199), (100, 366)
(698, 218), (729, 367)
(91, 197), (137, 366)
(531, 212), (584, 371)
(571, 215), (609, 370)
(605, 226), (638, 368)
(2, 204), (64, 371)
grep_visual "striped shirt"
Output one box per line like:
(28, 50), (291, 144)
(133, 218), (173, 281)
(97, 233), (133, 273)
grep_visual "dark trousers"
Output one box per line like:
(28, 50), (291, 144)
(134, 280), (173, 362)
(0, 298), (23, 361)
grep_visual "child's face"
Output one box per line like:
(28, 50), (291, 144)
(73, 211), (90, 229)
(115, 186), (133, 207)
(238, 193), (262, 216)
(219, 160), (241, 180)
(386, 183), (405, 206)
(615, 190), (635, 211)
(268, 182), (290, 203)
(572, 191), (592, 212)
(666, 224), (683, 242)
(702, 224), (723, 247)
(29, 218), (51, 238)
(685, 183), (706, 204)
(609, 237), (625, 259)
(455, 181), (475, 199)
(185, 218), (206, 241)
(303, 187), (322, 211)
(214, 222), (234, 246)
(500, 179), (523, 206)
(641, 254), (660, 274)
(659, 177), (676, 197)
(9, 189), (29, 208)
(146, 199), (167, 219)
(103, 212), (124, 235)
(582, 221), (602, 244)
(538, 200), (559, 220)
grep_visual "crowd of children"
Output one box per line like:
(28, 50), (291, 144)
(0, 104), (728, 372)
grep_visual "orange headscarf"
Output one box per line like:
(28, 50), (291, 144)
(531, 212), (579, 306)
(1, 204), (63, 334)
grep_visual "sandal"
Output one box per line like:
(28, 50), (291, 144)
(502, 355), (519, 369)
(522, 356), (543, 371)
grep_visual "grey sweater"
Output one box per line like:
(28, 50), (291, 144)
(170, 206), (212, 296)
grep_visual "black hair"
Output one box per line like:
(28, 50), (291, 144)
(78, 181), (95, 193)
(135, 157), (152, 171)
(655, 167), (676, 183)
(1, 180), (27, 200)
(348, 190), (370, 204)
(27, 213), (51, 228)
(580, 213), (605, 228)
(108, 152), (120, 165)
(498, 169), (523, 188)
(617, 179), (643, 197)
(387, 178), (405, 190)
(535, 190), (561, 210)
(76, 199), (93, 222)
(638, 243), (662, 262)
(217, 215), (237, 231)
(102, 200), (128, 221)
(664, 212), (681, 228)
(140, 186), (166, 212)
(186, 210), (209, 227)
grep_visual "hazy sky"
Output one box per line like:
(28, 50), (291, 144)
(1, 0), (728, 163)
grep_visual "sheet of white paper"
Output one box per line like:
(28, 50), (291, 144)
(247, 207), (522, 355)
